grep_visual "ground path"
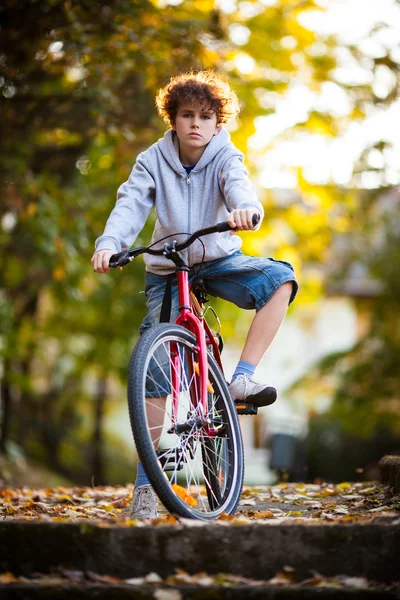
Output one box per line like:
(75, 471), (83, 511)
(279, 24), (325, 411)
(1, 480), (399, 598)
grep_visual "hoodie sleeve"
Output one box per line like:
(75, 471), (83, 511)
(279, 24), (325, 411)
(219, 155), (264, 224)
(95, 154), (155, 253)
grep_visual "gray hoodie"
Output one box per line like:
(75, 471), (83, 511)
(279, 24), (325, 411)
(95, 127), (264, 274)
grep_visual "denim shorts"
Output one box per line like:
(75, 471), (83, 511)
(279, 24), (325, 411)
(139, 251), (298, 334)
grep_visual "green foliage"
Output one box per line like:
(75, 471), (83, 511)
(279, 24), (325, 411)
(329, 208), (400, 435)
(0, 0), (220, 480)
(291, 202), (400, 438)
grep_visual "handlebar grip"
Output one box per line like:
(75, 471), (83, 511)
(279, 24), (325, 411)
(109, 250), (131, 268)
(215, 221), (232, 233)
(215, 212), (261, 233)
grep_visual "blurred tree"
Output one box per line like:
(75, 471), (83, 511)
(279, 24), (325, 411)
(0, 0), (226, 482)
(1, 0), (399, 484)
(283, 0), (400, 459)
(294, 190), (400, 444)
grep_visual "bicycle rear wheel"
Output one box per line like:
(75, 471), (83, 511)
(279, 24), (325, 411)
(128, 323), (244, 520)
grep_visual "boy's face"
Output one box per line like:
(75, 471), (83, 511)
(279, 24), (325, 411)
(172, 102), (220, 159)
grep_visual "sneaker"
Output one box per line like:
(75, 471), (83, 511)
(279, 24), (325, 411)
(130, 485), (158, 520)
(228, 374), (277, 407)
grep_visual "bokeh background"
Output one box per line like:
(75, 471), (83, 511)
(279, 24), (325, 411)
(1, 0), (399, 487)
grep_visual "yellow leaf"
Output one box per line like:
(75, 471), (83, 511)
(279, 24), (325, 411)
(152, 514), (179, 525)
(125, 519), (141, 526)
(172, 484), (197, 507)
(0, 572), (18, 583)
(337, 482), (351, 491)
(217, 512), (235, 521)
(253, 510), (275, 519)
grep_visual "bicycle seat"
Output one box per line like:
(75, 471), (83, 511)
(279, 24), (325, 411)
(191, 277), (208, 292)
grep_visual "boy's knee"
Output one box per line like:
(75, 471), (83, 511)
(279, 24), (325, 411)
(277, 281), (294, 304)
(279, 281), (293, 294)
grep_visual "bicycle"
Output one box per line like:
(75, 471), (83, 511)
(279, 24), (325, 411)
(109, 216), (260, 520)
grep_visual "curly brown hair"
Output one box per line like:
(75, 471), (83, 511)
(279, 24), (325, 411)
(155, 70), (241, 127)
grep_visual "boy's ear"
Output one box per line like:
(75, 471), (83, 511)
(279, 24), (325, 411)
(213, 124), (222, 136)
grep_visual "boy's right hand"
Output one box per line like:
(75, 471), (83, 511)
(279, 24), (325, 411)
(91, 249), (117, 273)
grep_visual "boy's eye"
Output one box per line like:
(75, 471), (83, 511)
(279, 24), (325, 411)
(180, 113), (211, 119)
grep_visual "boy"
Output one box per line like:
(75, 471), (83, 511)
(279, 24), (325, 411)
(92, 70), (298, 519)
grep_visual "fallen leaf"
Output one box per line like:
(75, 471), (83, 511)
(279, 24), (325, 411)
(252, 510), (275, 519)
(171, 484), (197, 507)
(217, 512), (235, 521)
(86, 571), (121, 584)
(239, 498), (256, 506)
(339, 576), (369, 589)
(152, 514), (179, 525)
(125, 577), (145, 585)
(337, 482), (351, 491)
(333, 507), (349, 515)
(145, 572), (163, 584)
(0, 572), (18, 584)
(154, 589), (183, 600)
(268, 566), (296, 586)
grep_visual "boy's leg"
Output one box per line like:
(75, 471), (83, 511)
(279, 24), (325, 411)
(240, 281), (293, 365)
(131, 395), (166, 520)
(228, 282), (293, 406)
(198, 252), (298, 405)
(132, 272), (178, 519)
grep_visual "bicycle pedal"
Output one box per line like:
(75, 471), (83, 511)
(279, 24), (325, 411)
(235, 402), (258, 416)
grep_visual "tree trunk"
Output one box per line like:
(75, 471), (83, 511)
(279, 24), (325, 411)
(0, 360), (12, 456)
(92, 376), (107, 486)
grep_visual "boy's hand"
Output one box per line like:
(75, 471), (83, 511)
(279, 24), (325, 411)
(227, 209), (261, 235)
(92, 249), (121, 273)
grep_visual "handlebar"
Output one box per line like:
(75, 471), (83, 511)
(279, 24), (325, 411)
(109, 213), (260, 269)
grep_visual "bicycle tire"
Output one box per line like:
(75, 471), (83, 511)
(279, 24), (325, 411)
(128, 323), (244, 520)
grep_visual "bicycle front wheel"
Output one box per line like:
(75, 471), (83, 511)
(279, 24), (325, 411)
(128, 323), (244, 520)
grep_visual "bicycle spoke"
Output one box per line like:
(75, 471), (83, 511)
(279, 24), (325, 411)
(128, 324), (243, 519)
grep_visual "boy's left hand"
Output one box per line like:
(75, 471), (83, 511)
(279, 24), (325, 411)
(227, 209), (260, 235)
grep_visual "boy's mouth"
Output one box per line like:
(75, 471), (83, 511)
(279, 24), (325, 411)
(189, 133), (201, 137)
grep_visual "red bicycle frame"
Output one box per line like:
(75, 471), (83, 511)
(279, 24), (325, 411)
(170, 269), (222, 434)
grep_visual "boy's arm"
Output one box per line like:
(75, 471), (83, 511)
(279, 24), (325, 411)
(219, 155), (264, 230)
(94, 154), (155, 260)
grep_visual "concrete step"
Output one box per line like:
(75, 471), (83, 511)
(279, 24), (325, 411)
(1, 582), (399, 599)
(1, 521), (399, 583)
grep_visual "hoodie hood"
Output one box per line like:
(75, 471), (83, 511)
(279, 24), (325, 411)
(157, 128), (241, 174)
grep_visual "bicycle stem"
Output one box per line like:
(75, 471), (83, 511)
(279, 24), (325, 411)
(109, 214), (260, 268)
